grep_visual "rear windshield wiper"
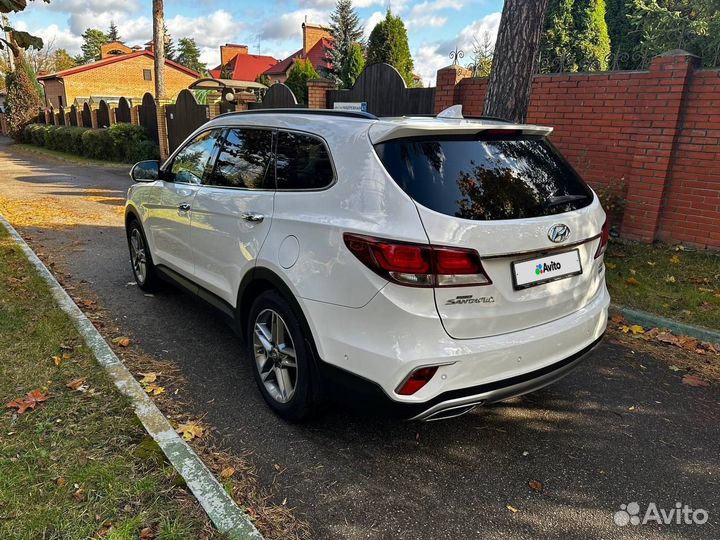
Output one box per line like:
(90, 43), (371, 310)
(542, 194), (589, 210)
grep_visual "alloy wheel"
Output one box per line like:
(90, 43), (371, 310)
(129, 228), (147, 284)
(253, 309), (298, 403)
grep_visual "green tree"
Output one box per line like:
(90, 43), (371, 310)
(53, 48), (77, 71)
(164, 25), (176, 61)
(255, 73), (272, 86)
(341, 41), (365, 87)
(628, 0), (720, 67)
(540, 0), (610, 72)
(107, 21), (121, 42)
(5, 52), (43, 138)
(176, 37), (205, 73)
(366, 10), (415, 86)
(77, 28), (108, 64)
(325, 0), (364, 87)
(284, 59), (319, 104)
(606, 0), (641, 68)
(470, 30), (494, 77)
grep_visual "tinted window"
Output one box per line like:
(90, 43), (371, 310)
(170, 130), (221, 185)
(275, 131), (334, 190)
(375, 136), (593, 221)
(207, 128), (273, 189)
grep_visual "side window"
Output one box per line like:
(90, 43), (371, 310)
(170, 130), (221, 185)
(275, 131), (334, 190)
(207, 128), (273, 189)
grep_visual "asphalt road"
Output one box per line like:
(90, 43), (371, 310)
(1, 138), (718, 540)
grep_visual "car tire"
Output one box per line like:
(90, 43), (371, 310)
(247, 290), (319, 421)
(126, 218), (162, 293)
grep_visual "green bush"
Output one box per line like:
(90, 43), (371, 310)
(22, 122), (157, 163)
(81, 128), (116, 160)
(125, 139), (160, 163)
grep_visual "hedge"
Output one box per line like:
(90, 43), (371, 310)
(21, 123), (159, 163)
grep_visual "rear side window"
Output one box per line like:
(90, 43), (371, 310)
(374, 136), (593, 220)
(275, 131), (334, 190)
(207, 128), (273, 189)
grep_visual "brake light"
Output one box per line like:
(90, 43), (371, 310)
(595, 219), (609, 259)
(343, 233), (491, 287)
(397, 366), (439, 395)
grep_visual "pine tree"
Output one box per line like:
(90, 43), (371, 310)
(176, 37), (205, 73)
(540, 0), (610, 72)
(5, 52), (43, 139)
(572, 0), (611, 70)
(366, 10), (415, 86)
(164, 25), (176, 61)
(78, 28), (109, 64)
(325, 0), (364, 87)
(108, 21), (121, 42)
(341, 42), (365, 87)
(285, 59), (319, 104)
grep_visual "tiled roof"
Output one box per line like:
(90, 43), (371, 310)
(209, 53), (279, 81)
(263, 37), (332, 76)
(37, 50), (200, 79)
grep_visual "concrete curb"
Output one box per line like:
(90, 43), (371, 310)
(0, 214), (262, 540)
(612, 304), (720, 344)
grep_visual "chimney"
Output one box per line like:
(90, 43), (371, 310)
(302, 22), (331, 55)
(221, 44), (249, 66)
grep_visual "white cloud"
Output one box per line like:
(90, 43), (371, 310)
(407, 15), (447, 29)
(49, 0), (140, 15)
(363, 11), (385, 39)
(12, 22), (83, 54)
(258, 9), (329, 41)
(409, 0), (465, 17)
(167, 10), (243, 49)
(413, 11), (501, 86)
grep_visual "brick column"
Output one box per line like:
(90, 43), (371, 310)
(307, 78), (336, 109)
(434, 64), (472, 114)
(90, 108), (98, 129)
(130, 105), (140, 126)
(620, 51), (699, 242)
(156, 100), (171, 160)
(235, 91), (256, 112)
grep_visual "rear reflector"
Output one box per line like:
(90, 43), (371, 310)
(343, 233), (491, 288)
(595, 219), (609, 259)
(397, 366), (439, 395)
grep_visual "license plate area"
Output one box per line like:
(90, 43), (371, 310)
(512, 249), (583, 290)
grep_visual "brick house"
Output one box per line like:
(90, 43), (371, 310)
(208, 44), (279, 82)
(38, 44), (200, 109)
(263, 23), (332, 83)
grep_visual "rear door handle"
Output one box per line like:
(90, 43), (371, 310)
(178, 202), (191, 212)
(242, 213), (265, 223)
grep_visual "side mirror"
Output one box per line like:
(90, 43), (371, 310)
(130, 160), (160, 182)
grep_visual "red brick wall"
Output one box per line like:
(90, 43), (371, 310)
(435, 51), (720, 249)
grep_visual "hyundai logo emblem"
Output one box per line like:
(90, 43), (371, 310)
(548, 224), (571, 243)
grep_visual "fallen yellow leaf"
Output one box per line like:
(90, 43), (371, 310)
(220, 467), (235, 480)
(605, 262), (617, 270)
(625, 277), (640, 287)
(670, 255), (680, 264)
(646, 261), (656, 266)
(52, 355), (63, 367)
(139, 372), (157, 384)
(628, 325), (645, 334)
(506, 504), (519, 513)
(111, 336), (131, 347)
(144, 384), (165, 396)
(665, 275), (676, 283)
(176, 422), (204, 441)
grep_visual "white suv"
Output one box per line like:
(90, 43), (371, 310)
(125, 109), (609, 421)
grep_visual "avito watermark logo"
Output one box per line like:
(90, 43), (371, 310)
(613, 502), (709, 527)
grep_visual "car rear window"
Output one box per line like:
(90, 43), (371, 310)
(374, 135), (593, 220)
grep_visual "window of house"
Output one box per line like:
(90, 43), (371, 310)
(275, 131), (334, 190)
(143, 69), (152, 81)
(207, 129), (273, 189)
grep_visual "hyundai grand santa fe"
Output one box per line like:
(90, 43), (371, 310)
(124, 108), (610, 421)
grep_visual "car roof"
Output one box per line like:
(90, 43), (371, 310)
(204, 109), (553, 144)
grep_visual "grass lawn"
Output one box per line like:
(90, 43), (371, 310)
(605, 239), (720, 330)
(0, 227), (214, 540)
(12, 143), (130, 169)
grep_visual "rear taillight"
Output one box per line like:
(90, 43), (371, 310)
(397, 366), (439, 395)
(595, 219), (609, 259)
(343, 233), (491, 287)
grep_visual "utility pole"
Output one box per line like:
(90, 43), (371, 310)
(152, 0), (166, 100)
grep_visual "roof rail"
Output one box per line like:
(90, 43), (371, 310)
(217, 108), (378, 120)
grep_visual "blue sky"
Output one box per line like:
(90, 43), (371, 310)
(10, 0), (503, 84)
